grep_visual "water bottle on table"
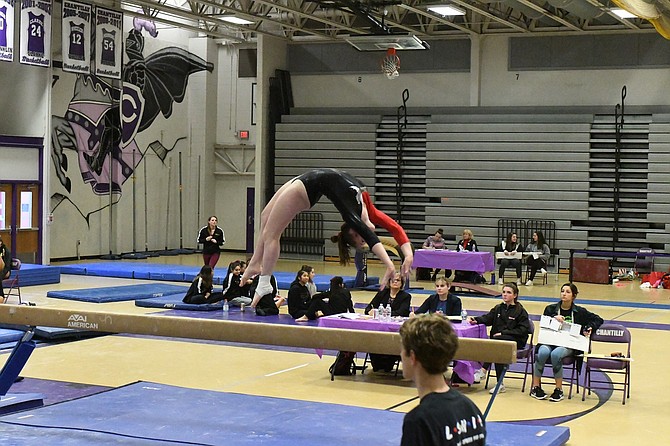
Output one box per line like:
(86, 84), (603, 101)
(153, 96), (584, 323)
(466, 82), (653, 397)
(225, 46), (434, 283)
(385, 304), (392, 320)
(377, 304), (384, 321)
(223, 300), (229, 313)
(461, 309), (468, 323)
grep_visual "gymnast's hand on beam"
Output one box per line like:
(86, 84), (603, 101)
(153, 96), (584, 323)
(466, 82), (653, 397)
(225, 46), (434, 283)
(400, 255), (413, 282)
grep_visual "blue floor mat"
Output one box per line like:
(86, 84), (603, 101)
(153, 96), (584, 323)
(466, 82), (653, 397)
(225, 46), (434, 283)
(58, 262), (377, 290)
(46, 284), (189, 303)
(135, 293), (224, 311)
(0, 381), (568, 446)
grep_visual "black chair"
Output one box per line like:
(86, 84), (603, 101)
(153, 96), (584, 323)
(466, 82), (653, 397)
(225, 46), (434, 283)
(485, 322), (535, 392)
(2, 259), (22, 305)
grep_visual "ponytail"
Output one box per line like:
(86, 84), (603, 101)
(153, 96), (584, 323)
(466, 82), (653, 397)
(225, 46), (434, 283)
(331, 223), (354, 266)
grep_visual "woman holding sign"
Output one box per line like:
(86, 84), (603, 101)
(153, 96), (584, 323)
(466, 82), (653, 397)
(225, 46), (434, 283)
(530, 283), (603, 402)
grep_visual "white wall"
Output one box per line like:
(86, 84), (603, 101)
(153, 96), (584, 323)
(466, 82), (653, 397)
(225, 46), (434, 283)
(289, 35), (670, 109)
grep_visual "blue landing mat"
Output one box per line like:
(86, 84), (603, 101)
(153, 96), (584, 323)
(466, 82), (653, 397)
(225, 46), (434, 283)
(135, 293), (224, 311)
(46, 284), (189, 303)
(0, 329), (24, 344)
(58, 262), (378, 291)
(0, 381), (569, 446)
(3, 264), (60, 287)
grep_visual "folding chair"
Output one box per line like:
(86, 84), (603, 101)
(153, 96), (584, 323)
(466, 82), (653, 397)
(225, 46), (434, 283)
(634, 248), (654, 275)
(2, 259), (22, 304)
(485, 322), (535, 392)
(362, 353), (401, 376)
(582, 323), (632, 405)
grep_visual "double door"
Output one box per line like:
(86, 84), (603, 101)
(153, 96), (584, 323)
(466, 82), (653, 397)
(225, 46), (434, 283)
(0, 183), (40, 263)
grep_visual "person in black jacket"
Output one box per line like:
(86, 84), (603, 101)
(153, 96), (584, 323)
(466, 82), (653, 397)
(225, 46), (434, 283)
(197, 216), (225, 268)
(363, 273), (412, 372)
(468, 282), (531, 393)
(287, 269), (312, 319)
(414, 277), (462, 317)
(530, 282), (604, 402)
(182, 265), (225, 304)
(364, 273), (412, 317)
(0, 236), (10, 298)
(295, 276), (354, 321)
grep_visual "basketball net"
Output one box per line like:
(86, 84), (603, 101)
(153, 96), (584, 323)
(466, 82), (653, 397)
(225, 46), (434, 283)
(381, 48), (400, 80)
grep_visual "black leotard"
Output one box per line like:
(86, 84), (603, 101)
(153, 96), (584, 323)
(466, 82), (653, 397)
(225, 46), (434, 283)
(293, 169), (380, 248)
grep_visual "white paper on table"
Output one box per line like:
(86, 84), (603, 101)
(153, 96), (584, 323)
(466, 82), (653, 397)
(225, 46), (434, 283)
(337, 313), (360, 320)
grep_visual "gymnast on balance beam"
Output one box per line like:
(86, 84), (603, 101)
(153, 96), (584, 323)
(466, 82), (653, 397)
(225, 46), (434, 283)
(241, 168), (414, 309)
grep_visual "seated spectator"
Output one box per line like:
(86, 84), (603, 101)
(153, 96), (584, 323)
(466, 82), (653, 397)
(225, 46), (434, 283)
(525, 231), (550, 286)
(421, 228), (450, 280)
(250, 273), (285, 316)
(454, 229), (484, 283)
(399, 314), (486, 446)
(364, 273), (412, 317)
(288, 269), (312, 319)
(530, 283), (603, 402)
(182, 265), (225, 304)
(221, 260), (252, 307)
(498, 232), (523, 285)
(413, 277), (462, 317)
(469, 282), (531, 392)
(295, 276), (354, 322)
(364, 273), (412, 372)
(300, 264), (318, 296)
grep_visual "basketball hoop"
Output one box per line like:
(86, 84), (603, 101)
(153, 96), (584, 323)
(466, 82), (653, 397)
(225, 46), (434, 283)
(381, 48), (400, 80)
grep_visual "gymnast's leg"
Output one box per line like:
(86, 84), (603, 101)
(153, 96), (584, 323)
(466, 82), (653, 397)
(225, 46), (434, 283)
(247, 181), (311, 307)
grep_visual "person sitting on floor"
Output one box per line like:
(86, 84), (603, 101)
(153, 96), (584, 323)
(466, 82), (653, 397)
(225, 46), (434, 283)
(250, 273), (285, 316)
(221, 260), (252, 307)
(413, 277), (462, 317)
(182, 265), (225, 304)
(399, 313), (486, 446)
(468, 282), (531, 392)
(300, 264), (318, 297)
(295, 276), (354, 322)
(288, 269), (312, 319)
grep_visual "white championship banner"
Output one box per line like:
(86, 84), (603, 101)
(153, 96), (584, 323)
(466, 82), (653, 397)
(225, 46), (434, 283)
(62, 0), (91, 73)
(94, 6), (121, 79)
(19, 0), (51, 67)
(0, 0), (15, 62)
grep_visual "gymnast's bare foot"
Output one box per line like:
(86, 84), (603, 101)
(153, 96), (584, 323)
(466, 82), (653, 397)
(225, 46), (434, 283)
(274, 296), (286, 308)
(295, 315), (309, 322)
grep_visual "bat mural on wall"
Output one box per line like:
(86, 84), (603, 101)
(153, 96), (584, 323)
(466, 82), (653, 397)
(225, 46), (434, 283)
(50, 21), (214, 224)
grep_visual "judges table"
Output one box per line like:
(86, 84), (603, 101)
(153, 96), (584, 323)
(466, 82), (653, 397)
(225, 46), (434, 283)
(413, 249), (495, 275)
(318, 314), (488, 384)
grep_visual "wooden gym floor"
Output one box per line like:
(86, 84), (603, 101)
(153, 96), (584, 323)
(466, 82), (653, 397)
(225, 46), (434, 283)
(3, 253), (669, 444)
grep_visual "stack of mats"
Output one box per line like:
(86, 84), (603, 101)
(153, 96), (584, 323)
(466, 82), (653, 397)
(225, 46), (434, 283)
(4, 264), (60, 286)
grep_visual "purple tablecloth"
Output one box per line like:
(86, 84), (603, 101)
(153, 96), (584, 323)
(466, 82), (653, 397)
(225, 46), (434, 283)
(318, 315), (487, 384)
(412, 249), (495, 274)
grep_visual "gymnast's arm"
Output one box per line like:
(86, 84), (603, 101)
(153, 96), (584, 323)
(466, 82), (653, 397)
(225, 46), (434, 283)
(362, 193), (414, 277)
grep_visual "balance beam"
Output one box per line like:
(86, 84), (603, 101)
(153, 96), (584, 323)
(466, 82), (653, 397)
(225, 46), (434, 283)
(0, 305), (516, 364)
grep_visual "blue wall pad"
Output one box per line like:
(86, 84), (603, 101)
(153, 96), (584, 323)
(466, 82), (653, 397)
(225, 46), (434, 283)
(135, 293), (224, 311)
(46, 284), (189, 303)
(0, 381), (568, 446)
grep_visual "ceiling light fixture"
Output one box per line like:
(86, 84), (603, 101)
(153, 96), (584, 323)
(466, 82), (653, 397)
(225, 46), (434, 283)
(428, 5), (466, 16)
(611, 8), (637, 19)
(222, 16), (254, 25)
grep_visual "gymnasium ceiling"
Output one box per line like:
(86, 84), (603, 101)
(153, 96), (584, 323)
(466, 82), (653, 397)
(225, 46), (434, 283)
(121, 0), (664, 43)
